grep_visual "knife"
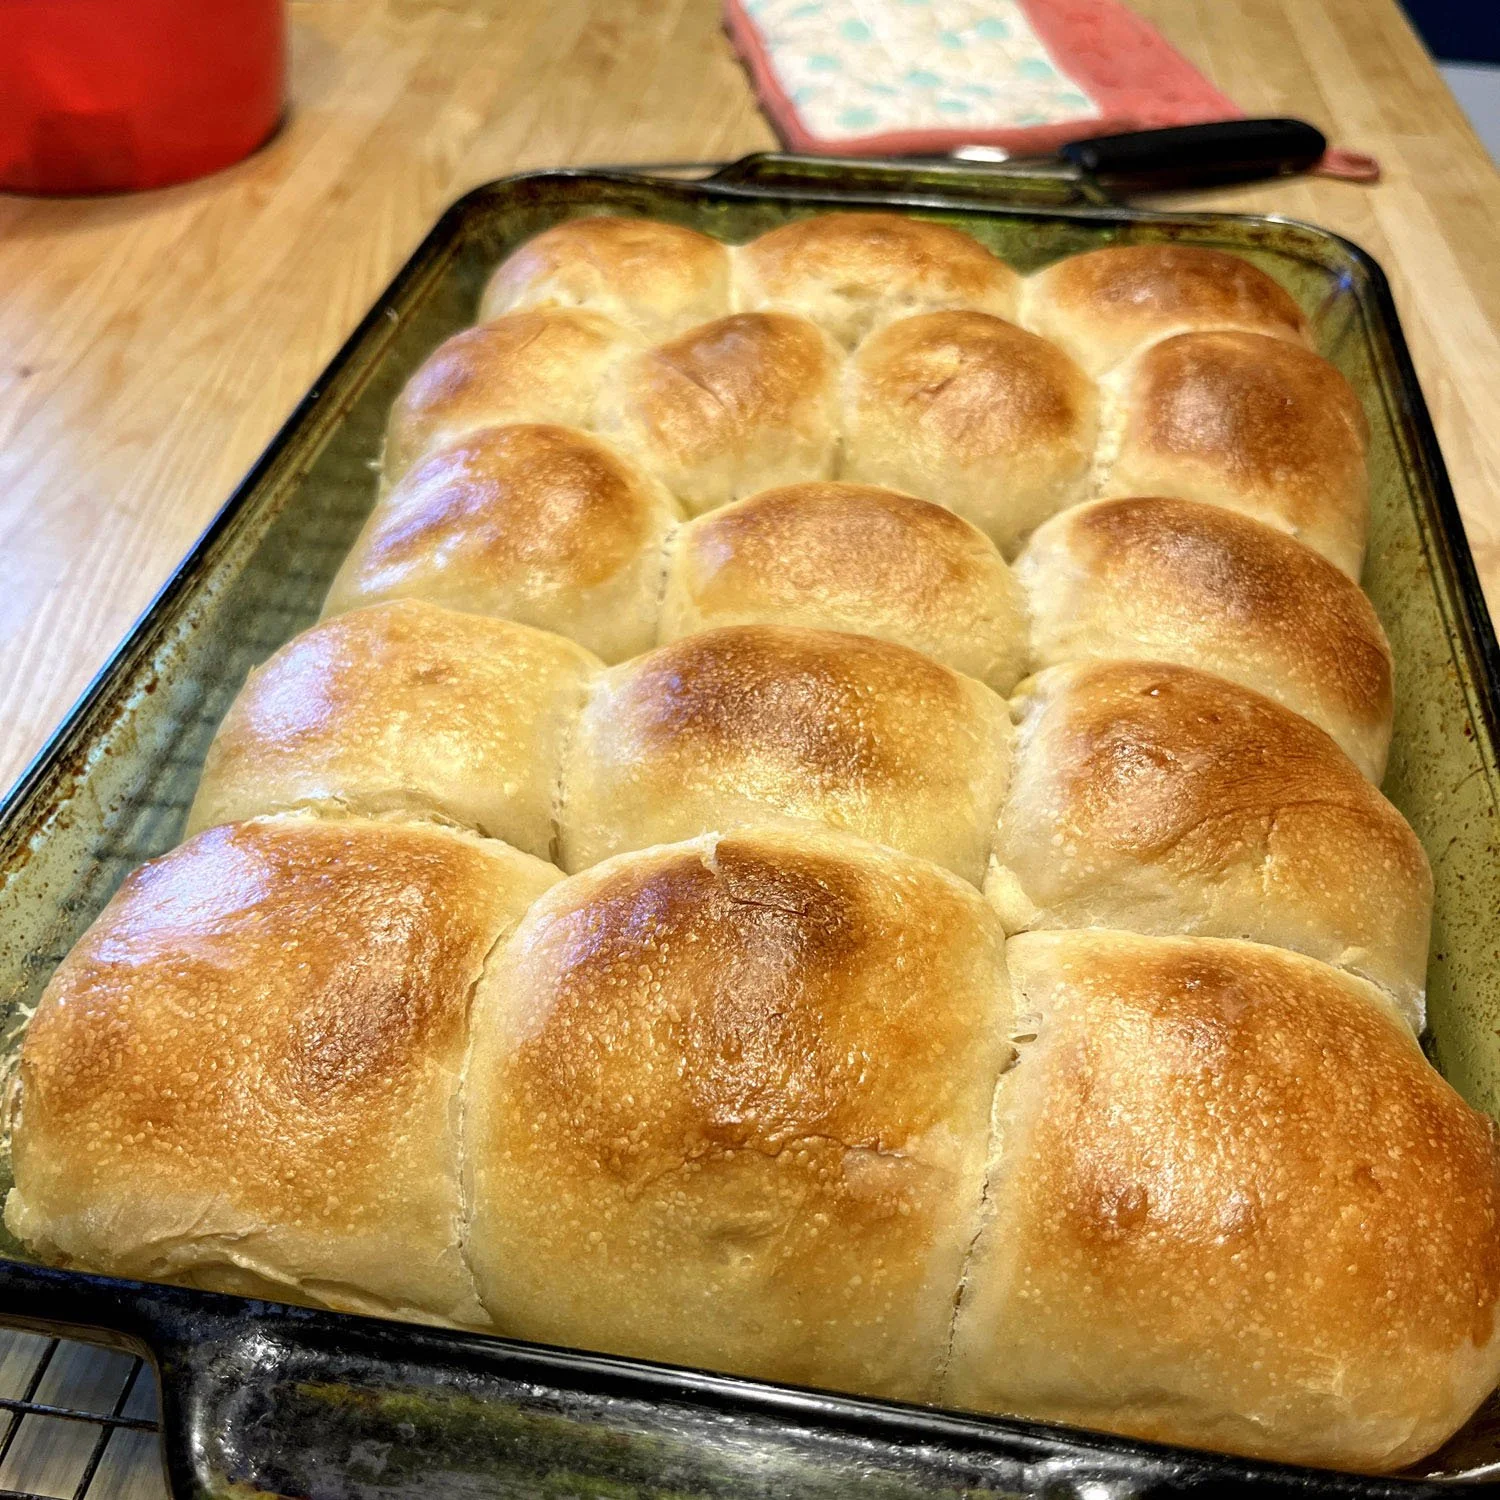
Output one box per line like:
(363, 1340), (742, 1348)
(951, 118), (1328, 194)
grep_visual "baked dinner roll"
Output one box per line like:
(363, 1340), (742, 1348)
(989, 660), (1431, 1025)
(659, 482), (1027, 692)
(466, 825), (1014, 1402)
(187, 600), (600, 860)
(1023, 243), (1309, 375)
(559, 625), (1014, 883)
(948, 930), (1500, 1473)
(323, 424), (681, 662)
(1100, 331), (1369, 579)
(385, 308), (639, 484)
(1017, 496), (1394, 781)
(735, 211), (1020, 348)
(595, 311), (842, 516)
(842, 311), (1097, 555)
(4, 816), (561, 1327)
(480, 216), (731, 340)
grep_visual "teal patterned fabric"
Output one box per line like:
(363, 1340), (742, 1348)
(743, 0), (1098, 136)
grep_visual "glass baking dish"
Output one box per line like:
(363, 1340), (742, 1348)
(0, 154), (1495, 1499)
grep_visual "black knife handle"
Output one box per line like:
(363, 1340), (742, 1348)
(1058, 118), (1328, 193)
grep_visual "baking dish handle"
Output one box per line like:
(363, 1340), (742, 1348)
(0, 1257), (1452, 1500)
(706, 151), (1112, 207)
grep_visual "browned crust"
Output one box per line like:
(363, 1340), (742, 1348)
(738, 212), (1019, 342)
(467, 826), (1012, 1399)
(949, 929), (1500, 1472)
(1018, 496), (1393, 774)
(333, 424), (672, 600)
(622, 311), (839, 469)
(1107, 331), (1369, 573)
(1028, 244), (1308, 371)
(385, 309), (634, 480)
(850, 310), (1093, 466)
(480, 216), (730, 336)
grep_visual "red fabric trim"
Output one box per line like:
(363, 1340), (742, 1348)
(722, 0), (1376, 182)
(1016, 0), (1239, 128)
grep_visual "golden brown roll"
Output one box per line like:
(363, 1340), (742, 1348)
(659, 481), (1027, 691)
(479, 216), (731, 340)
(384, 309), (640, 484)
(186, 600), (600, 860)
(1100, 331), (1369, 579)
(466, 825), (1014, 1402)
(4, 816), (561, 1327)
(948, 929), (1500, 1473)
(735, 211), (1020, 348)
(559, 625), (1014, 883)
(1023, 243), (1309, 375)
(595, 311), (842, 515)
(1016, 496), (1394, 781)
(323, 424), (682, 663)
(989, 660), (1432, 1024)
(842, 311), (1097, 555)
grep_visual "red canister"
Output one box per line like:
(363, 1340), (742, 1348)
(0, 0), (286, 194)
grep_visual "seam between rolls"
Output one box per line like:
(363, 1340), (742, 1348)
(1088, 369), (1125, 498)
(651, 520), (682, 647)
(453, 916), (524, 1328)
(939, 1039), (1019, 1393)
(549, 673), (594, 870)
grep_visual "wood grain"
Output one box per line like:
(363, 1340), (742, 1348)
(0, 1), (1496, 1493)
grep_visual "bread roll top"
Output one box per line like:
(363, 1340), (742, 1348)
(1017, 496), (1394, 780)
(385, 308), (639, 483)
(4, 816), (561, 1326)
(480, 216), (731, 339)
(949, 929), (1500, 1473)
(660, 481), (1027, 691)
(187, 599), (601, 859)
(842, 310), (1098, 554)
(559, 624), (1014, 883)
(324, 424), (681, 662)
(991, 660), (1431, 1023)
(1102, 330), (1369, 579)
(466, 824), (1014, 1401)
(596, 311), (842, 515)
(1024, 243), (1309, 375)
(735, 211), (1020, 347)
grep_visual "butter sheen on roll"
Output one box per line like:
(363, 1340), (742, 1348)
(1023, 243), (1310, 375)
(595, 311), (842, 516)
(949, 930), (1500, 1474)
(479, 216), (731, 340)
(989, 660), (1432, 1025)
(735, 211), (1021, 348)
(466, 824), (1015, 1403)
(4, 816), (561, 1327)
(187, 599), (601, 860)
(384, 308), (640, 485)
(324, 424), (682, 663)
(842, 310), (1097, 555)
(1017, 496), (1394, 781)
(559, 624), (1014, 884)
(1101, 330), (1370, 579)
(660, 481), (1028, 692)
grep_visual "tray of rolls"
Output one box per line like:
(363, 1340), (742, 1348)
(0, 154), (1497, 1500)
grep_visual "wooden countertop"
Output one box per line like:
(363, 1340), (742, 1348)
(0, 1), (1496, 1495)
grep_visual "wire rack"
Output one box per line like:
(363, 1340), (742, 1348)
(0, 1333), (165, 1500)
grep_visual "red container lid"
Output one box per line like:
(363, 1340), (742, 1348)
(0, 0), (286, 195)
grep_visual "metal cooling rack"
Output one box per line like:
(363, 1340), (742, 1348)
(0, 1333), (165, 1500)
